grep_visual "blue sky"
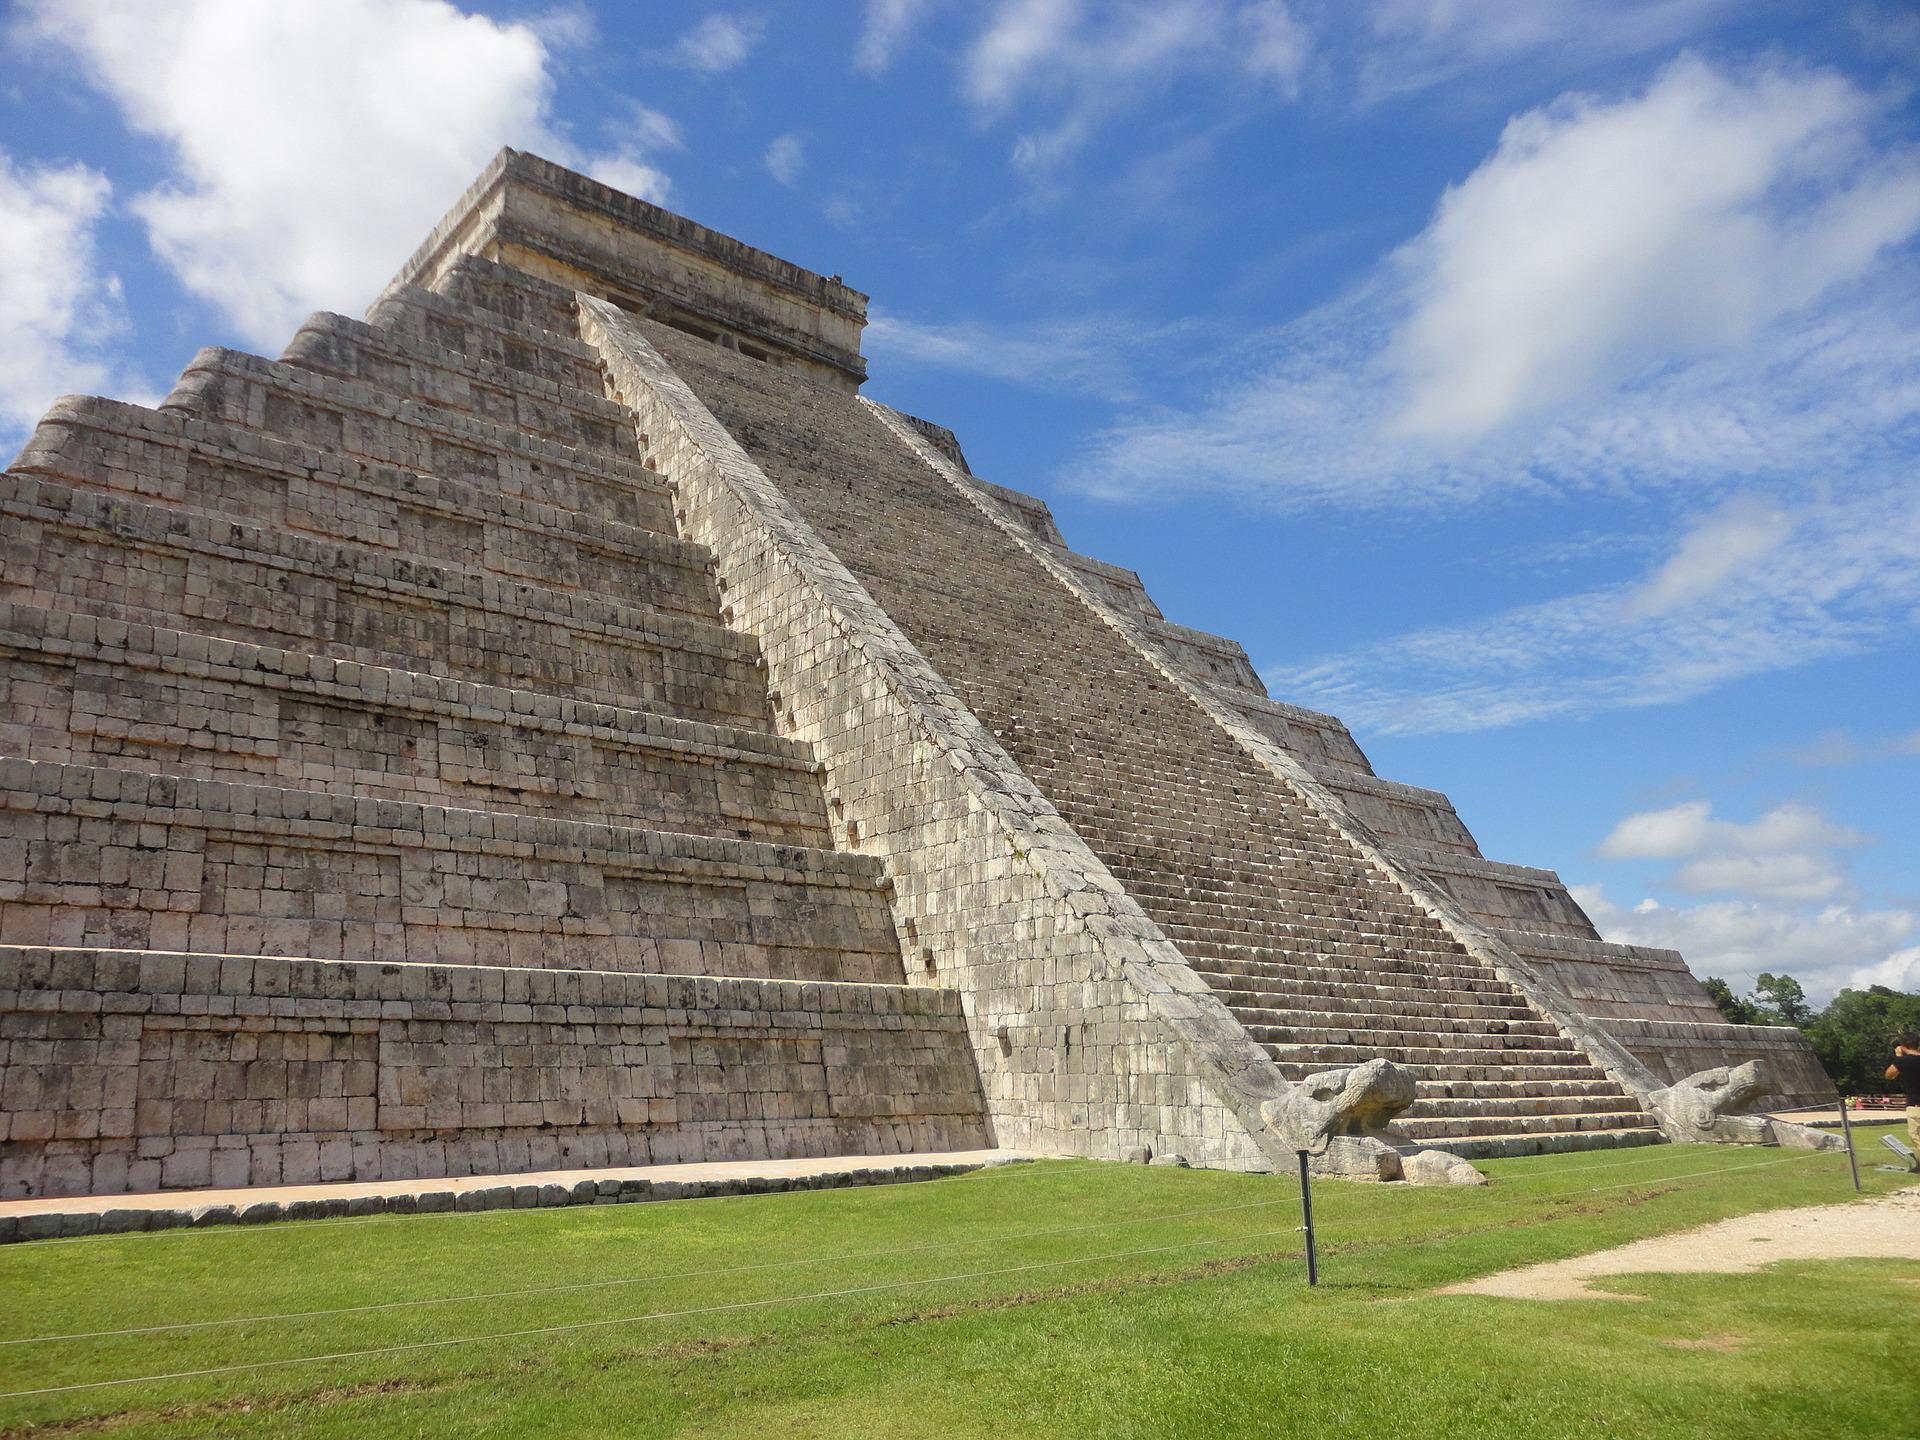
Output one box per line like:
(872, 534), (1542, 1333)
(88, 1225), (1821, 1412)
(1, 0), (1915, 1001)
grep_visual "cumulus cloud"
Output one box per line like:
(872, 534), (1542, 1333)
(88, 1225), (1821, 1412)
(21, 0), (682, 348)
(1596, 798), (1867, 902)
(585, 103), (682, 205)
(1075, 58), (1920, 499)
(1073, 59), (1920, 734)
(666, 14), (763, 73)
(1575, 787), (1915, 1001)
(764, 134), (806, 188)
(0, 152), (140, 440)
(1388, 58), (1920, 442)
(1575, 884), (1920, 1003)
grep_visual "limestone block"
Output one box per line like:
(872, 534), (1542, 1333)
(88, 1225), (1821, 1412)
(1401, 1149), (1488, 1186)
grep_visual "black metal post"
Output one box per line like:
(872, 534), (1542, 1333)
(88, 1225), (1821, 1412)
(1296, 1151), (1318, 1286)
(1838, 1097), (1862, 1192)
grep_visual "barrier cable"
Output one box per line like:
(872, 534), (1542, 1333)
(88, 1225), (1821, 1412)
(1, 1189), (1305, 1347)
(0, 1223), (1310, 1399)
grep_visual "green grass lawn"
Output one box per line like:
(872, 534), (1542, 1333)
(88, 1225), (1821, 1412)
(1, 1136), (1913, 1439)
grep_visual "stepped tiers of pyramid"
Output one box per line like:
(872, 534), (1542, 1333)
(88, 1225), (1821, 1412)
(0, 150), (1828, 1200)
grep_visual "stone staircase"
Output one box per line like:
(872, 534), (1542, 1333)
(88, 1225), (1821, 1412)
(625, 316), (1663, 1160)
(0, 251), (990, 1198)
(6, 152), (1833, 1194)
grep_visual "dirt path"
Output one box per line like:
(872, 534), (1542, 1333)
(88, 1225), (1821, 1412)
(1441, 1184), (1920, 1301)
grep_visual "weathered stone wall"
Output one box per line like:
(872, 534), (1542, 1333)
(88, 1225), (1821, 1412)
(387, 150), (870, 389)
(0, 755), (899, 981)
(860, 401), (1669, 1144)
(0, 947), (987, 1199)
(0, 602), (831, 846)
(1597, 1017), (1834, 1109)
(582, 296), (1297, 1171)
(1505, 934), (1724, 1023)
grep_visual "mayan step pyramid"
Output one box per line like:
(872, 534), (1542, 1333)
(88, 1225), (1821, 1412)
(0, 151), (1829, 1199)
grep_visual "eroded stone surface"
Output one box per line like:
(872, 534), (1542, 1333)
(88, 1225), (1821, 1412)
(0, 150), (1835, 1201)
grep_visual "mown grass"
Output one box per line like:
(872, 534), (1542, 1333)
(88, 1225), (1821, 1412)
(0, 1137), (1912, 1439)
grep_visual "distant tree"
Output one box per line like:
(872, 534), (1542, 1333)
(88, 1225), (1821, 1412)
(1806, 985), (1920, 1094)
(1751, 971), (1813, 1027)
(1703, 976), (1765, 1024)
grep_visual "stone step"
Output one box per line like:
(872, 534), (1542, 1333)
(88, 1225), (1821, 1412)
(0, 601), (831, 845)
(1236, 998), (1551, 1029)
(0, 473), (773, 726)
(1202, 978), (1533, 1012)
(1399, 1091), (1632, 1121)
(9, 398), (704, 605)
(1186, 949), (1504, 988)
(1247, 1022), (1578, 1053)
(1396, 1110), (1653, 1141)
(282, 310), (633, 454)
(0, 946), (988, 1199)
(1265, 1039), (1602, 1072)
(160, 348), (662, 503)
(1189, 959), (1505, 999)
(0, 756), (904, 982)
(365, 281), (606, 392)
(641, 316), (1627, 1102)
(1409, 1126), (1665, 1161)
(11, 395), (679, 539)
(425, 252), (582, 336)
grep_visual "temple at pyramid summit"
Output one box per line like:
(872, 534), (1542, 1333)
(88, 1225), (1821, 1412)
(0, 150), (1836, 1203)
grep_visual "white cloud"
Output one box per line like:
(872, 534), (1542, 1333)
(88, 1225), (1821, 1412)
(764, 134), (806, 188)
(1071, 59), (1920, 734)
(1261, 484), (1920, 734)
(1790, 729), (1920, 767)
(1623, 497), (1792, 618)
(0, 151), (138, 440)
(1357, 0), (1731, 106)
(1239, 0), (1311, 95)
(1598, 799), (1862, 863)
(964, 0), (1082, 111)
(857, 0), (935, 74)
(1575, 884), (1920, 1003)
(866, 306), (1190, 403)
(585, 156), (672, 206)
(1596, 798), (1864, 903)
(1074, 59), (1920, 503)
(21, 0), (681, 348)
(961, 0), (1307, 170)
(586, 103), (682, 206)
(667, 14), (763, 73)
(1388, 58), (1920, 443)
(1597, 794), (1866, 906)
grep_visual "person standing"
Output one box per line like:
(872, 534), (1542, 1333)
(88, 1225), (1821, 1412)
(1887, 1032), (1920, 1171)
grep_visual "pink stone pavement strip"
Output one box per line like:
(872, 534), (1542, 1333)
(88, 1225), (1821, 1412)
(0, 1149), (1040, 1242)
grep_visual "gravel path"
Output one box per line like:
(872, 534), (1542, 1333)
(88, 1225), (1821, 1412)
(1441, 1183), (1920, 1301)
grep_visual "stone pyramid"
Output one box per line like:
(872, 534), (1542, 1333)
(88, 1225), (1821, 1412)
(0, 151), (1828, 1199)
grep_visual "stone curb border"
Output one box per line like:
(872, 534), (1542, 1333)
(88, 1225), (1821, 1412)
(0, 1159), (1019, 1244)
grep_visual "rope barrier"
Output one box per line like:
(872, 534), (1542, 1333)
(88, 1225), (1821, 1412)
(1564, 1147), (1844, 1196)
(0, 1144), (1882, 1400)
(1, 1191), (1305, 1347)
(0, 1224), (1310, 1399)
